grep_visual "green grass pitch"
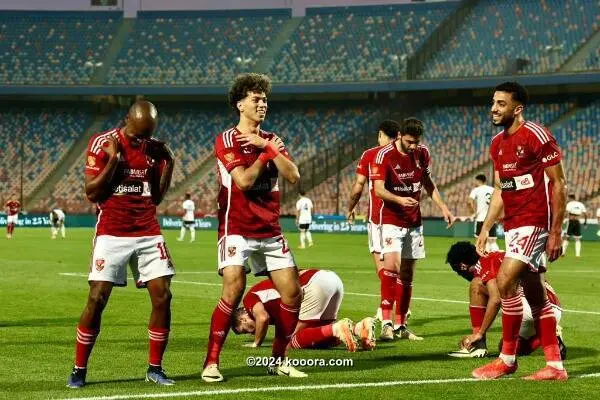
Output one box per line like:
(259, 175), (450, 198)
(1, 228), (599, 400)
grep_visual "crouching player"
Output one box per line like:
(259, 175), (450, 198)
(445, 242), (566, 360)
(232, 269), (376, 353)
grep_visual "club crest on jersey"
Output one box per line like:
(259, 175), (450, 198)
(224, 152), (235, 162)
(516, 145), (526, 158)
(228, 246), (237, 257)
(385, 238), (393, 247)
(87, 155), (96, 167)
(371, 166), (379, 174)
(95, 259), (105, 271)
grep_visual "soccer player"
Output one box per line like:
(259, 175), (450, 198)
(4, 196), (20, 239)
(231, 269), (376, 352)
(445, 242), (566, 360)
(473, 82), (568, 380)
(66, 101), (176, 388)
(562, 194), (587, 257)
(177, 193), (196, 242)
(49, 208), (66, 239)
(371, 118), (455, 341)
(295, 190), (314, 249)
(347, 120), (399, 321)
(202, 73), (303, 382)
(468, 174), (499, 252)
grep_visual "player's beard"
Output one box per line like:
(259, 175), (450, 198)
(492, 111), (515, 128)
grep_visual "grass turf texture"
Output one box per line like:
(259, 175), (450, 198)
(1, 228), (599, 400)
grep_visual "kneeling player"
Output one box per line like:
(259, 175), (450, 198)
(445, 242), (566, 360)
(50, 208), (66, 239)
(232, 269), (376, 352)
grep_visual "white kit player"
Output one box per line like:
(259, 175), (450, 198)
(296, 190), (314, 249)
(469, 174), (499, 251)
(562, 194), (587, 257)
(50, 208), (66, 239)
(177, 193), (196, 242)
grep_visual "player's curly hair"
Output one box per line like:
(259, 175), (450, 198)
(495, 81), (529, 106)
(445, 241), (480, 281)
(229, 73), (272, 115)
(378, 119), (400, 139)
(401, 117), (424, 138)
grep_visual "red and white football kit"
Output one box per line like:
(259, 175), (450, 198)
(490, 121), (562, 271)
(85, 128), (174, 286)
(214, 127), (295, 275)
(356, 146), (384, 253)
(5, 200), (20, 225)
(371, 142), (431, 259)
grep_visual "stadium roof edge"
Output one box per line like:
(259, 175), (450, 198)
(1, 73), (598, 95)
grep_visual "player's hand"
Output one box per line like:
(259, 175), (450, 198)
(546, 230), (563, 262)
(237, 132), (268, 148)
(442, 208), (456, 228)
(269, 134), (285, 151)
(460, 332), (483, 349)
(347, 209), (356, 224)
(243, 342), (259, 348)
(102, 134), (120, 159)
(146, 139), (174, 162)
(397, 197), (419, 207)
(475, 231), (489, 257)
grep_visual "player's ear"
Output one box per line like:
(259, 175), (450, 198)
(514, 104), (524, 116)
(237, 101), (243, 113)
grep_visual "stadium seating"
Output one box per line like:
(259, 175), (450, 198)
(0, 107), (91, 207)
(269, 3), (455, 83)
(106, 10), (290, 85)
(420, 0), (600, 79)
(574, 46), (600, 72)
(0, 11), (120, 84)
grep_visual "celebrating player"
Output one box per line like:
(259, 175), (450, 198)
(468, 174), (499, 252)
(562, 194), (587, 257)
(231, 269), (376, 352)
(371, 118), (454, 341)
(177, 193), (196, 242)
(295, 190), (314, 249)
(4, 196), (20, 239)
(473, 82), (568, 380)
(49, 207), (66, 239)
(445, 241), (566, 360)
(347, 120), (399, 321)
(202, 73), (303, 382)
(67, 101), (176, 388)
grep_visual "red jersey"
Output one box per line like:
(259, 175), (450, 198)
(370, 142), (431, 227)
(85, 128), (161, 237)
(5, 200), (20, 216)
(356, 146), (383, 224)
(243, 269), (320, 318)
(474, 251), (561, 307)
(215, 127), (291, 239)
(490, 121), (562, 231)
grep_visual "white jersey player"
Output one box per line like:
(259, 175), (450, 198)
(50, 208), (66, 239)
(177, 193), (196, 242)
(468, 174), (499, 252)
(296, 191), (314, 249)
(562, 194), (587, 257)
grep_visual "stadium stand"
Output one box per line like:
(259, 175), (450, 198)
(0, 107), (91, 204)
(0, 11), (120, 84)
(574, 46), (600, 72)
(106, 10), (290, 85)
(420, 0), (600, 79)
(269, 3), (455, 83)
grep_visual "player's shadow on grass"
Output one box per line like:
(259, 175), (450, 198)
(406, 313), (469, 329)
(557, 346), (598, 361)
(0, 317), (77, 328)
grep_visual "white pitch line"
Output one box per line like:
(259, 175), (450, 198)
(54, 373), (600, 400)
(58, 274), (600, 315)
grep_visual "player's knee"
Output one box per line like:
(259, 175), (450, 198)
(279, 283), (302, 306)
(87, 291), (109, 312)
(222, 279), (245, 303)
(151, 287), (172, 309)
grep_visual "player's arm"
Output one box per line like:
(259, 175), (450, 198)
(545, 162), (568, 261)
(423, 174), (455, 227)
(149, 140), (175, 206)
(462, 278), (501, 347)
(251, 302), (271, 347)
(268, 135), (300, 184)
(295, 205), (300, 225)
(476, 171), (504, 255)
(347, 173), (367, 223)
(373, 180), (418, 208)
(467, 196), (476, 218)
(85, 136), (120, 203)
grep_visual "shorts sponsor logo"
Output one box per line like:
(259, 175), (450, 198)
(228, 246), (237, 257)
(542, 152), (559, 163)
(95, 259), (105, 271)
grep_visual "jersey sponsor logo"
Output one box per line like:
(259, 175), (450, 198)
(250, 180), (272, 191)
(502, 162), (518, 171)
(112, 181), (151, 196)
(124, 168), (148, 178)
(412, 182), (422, 192)
(393, 185), (413, 193)
(542, 152), (559, 163)
(500, 174), (534, 191)
(95, 259), (105, 271)
(396, 170), (415, 178)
